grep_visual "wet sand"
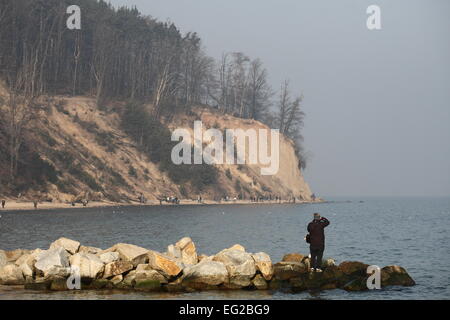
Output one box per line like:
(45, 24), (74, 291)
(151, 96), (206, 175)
(0, 198), (322, 212)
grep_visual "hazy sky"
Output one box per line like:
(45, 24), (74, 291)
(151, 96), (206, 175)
(107, 0), (450, 197)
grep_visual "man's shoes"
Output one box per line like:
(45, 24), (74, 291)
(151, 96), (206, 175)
(310, 268), (316, 272)
(315, 268), (323, 272)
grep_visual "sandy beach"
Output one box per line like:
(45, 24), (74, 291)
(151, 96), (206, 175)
(0, 198), (322, 212)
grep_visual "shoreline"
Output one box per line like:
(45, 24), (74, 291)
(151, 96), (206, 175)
(0, 199), (324, 212)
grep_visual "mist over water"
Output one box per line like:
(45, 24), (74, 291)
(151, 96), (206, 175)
(1, 197), (448, 299)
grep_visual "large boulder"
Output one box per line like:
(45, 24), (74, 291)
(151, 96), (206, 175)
(338, 261), (369, 276)
(43, 266), (71, 280)
(99, 252), (119, 264)
(15, 253), (37, 278)
(69, 253), (105, 279)
(282, 253), (305, 263)
(147, 250), (183, 278)
(182, 260), (228, 289)
(103, 260), (133, 279)
(381, 265), (415, 287)
(213, 248), (256, 287)
(0, 264), (25, 285)
(273, 261), (308, 281)
(251, 252), (273, 281)
(174, 237), (198, 265)
(35, 247), (70, 275)
(50, 237), (80, 255)
(105, 243), (149, 267)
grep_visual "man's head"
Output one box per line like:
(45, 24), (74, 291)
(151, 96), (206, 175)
(313, 213), (321, 220)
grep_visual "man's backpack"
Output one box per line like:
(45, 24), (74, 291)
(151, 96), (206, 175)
(305, 234), (311, 244)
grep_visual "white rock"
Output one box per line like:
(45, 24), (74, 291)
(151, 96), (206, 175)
(49, 237), (80, 255)
(35, 247), (70, 274)
(213, 248), (256, 287)
(183, 260), (228, 287)
(105, 243), (149, 267)
(44, 266), (71, 280)
(69, 253), (105, 279)
(99, 252), (119, 264)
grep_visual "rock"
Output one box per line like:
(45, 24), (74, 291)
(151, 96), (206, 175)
(79, 245), (102, 255)
(288, 276), (306, 290)
(35, 247), (70, 274)
(342, 277), (367, 291)
(166, 244), (182, 260)
(198, 254), (210, 262)
(50, 278), (69, 291)
(174, 237), (198, 265)
(44, 266), (71, 280)
(322, 258), (336, 268)
(147, 250), (183, 278)
(302, 257), (311, 270)
(24, 280), (51, 290)
(4, 249), (30, 262)
(18, 261), (34, 278)
(282, 253), (305, 263)
(103, 260), (133, 279)
(252, 252), (273, 281)
(69, 253), (105, 279)
(133, 263), (166, 290)
(49, 237), (80, 255)
(338, 261), (369, 276)
(227, 244), (245, 252)
(381, 265), (415, 287)
(110, 274), (123, 285)
(273, 261), (307, 280)
(99, 252), (119, 264)
(106, 243), (149, 267)
(0, 264), (25, 285)
(135, 269), (167, 285)
(251, 274), (268, 290)
(213, 249), (256, 287)
(88, 279), (112, 290)
(0, 250), (8, 268)
(121, 270), (137, 288)
(182, 260), (228, 289)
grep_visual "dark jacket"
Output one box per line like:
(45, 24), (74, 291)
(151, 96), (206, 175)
(307, 217), (330, 248)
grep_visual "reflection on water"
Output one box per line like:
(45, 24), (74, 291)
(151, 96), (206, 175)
(0, 197), (449, 299)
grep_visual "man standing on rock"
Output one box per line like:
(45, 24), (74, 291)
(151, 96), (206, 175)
(307, 213), (330, 272)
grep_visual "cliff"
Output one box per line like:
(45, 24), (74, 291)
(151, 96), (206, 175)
(0, 87), (313, 203)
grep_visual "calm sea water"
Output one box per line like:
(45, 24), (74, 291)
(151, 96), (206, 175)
(0, 197), (449, 300)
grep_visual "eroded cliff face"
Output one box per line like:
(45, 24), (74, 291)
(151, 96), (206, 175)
(0, 90), (313, 202)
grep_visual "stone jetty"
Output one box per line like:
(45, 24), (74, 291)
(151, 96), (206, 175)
(0, 237), (415, 292)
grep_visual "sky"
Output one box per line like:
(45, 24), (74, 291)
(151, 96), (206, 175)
(107, 0), (450, 197)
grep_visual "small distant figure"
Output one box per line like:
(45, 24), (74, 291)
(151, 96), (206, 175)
(1, 200), (5, 209)
(33, 201), (38, 209)
(311, 193), (316, 201)
(82, 199), (89, 207)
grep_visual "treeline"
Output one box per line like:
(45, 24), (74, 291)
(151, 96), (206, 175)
(0, 0), (307, 168)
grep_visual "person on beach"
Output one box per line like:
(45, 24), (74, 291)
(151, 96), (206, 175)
(1, 200), (5, 208)
(307, 212), (330, 272)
